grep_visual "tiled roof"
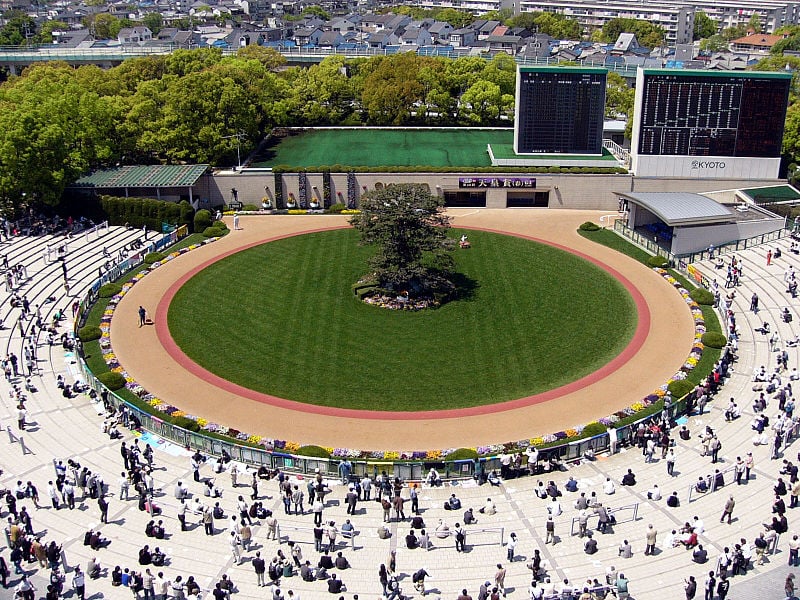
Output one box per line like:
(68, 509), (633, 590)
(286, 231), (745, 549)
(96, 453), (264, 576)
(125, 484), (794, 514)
(73, 164), (209, 188)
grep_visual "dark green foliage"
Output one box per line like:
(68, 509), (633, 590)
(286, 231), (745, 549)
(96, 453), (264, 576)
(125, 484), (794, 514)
(581, 422), (606, 437)
(98, 371), (126, 391)
(295, 445), (331, 458)
(171, 416), (201, 432)
(327, 203), (346, 214)
(242, 204), (260, 211)
(78, 325), (102, 342)
(578, 221), (600, 231)
(444, 448), (479, 460)
(668, 378), (695, 398)
(194, 209), (212, 232)
(99, 196), (183, 231)
(178, 201), (195, 231)
(647, 255), (670, 268)
(349, 184), (455, 297)
(701, 331), (727, 348)
(202, 226), (227, 237)
(690, 287), (715, 305)
(99, 283), (123, 298)
(144, 252), (165, 264)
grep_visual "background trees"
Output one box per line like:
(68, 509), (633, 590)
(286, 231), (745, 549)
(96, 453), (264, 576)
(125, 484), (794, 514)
(600, 18), (666, 48)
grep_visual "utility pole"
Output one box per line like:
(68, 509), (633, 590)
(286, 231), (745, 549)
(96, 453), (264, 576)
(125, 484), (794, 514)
(221, 133), (246, 170)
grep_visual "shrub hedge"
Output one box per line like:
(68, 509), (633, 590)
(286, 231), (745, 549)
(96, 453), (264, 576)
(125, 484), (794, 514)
(668, 378), (695, 398)
(172, 416), (201, 432)
(78, 325), (102, 342)
(100, 196), (194, 232)
(99, 283), (123, 298)
(194, 209), (212, 232)
(98, 371), (126, 391)
(327, 203), (346, 214)
(578, 221), (600, 231)
(690, 287), (715, 305)
(202, 226), (227, 238)
(295, 445), (332, 458)
(701, 331), (727, 348)
(647, 255), (670, 268)
(144, 252), (165, 264)
(272, 165), (628, 175)
(444, 448), (479, 461)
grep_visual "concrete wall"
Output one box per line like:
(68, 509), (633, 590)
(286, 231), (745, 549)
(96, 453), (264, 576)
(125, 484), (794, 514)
(207, 171), (786, 212)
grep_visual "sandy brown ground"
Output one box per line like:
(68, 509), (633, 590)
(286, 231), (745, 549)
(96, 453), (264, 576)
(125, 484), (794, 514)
(109, 209), (695, 450)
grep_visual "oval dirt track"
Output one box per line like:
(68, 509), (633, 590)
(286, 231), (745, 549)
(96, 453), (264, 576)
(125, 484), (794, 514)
(109, 209), (695, 450)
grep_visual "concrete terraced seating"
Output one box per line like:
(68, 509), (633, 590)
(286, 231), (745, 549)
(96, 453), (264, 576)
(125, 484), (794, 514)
(0, 223), (797, 600)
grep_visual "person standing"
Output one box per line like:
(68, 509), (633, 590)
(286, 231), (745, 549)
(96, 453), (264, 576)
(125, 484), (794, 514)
(138, 306), (147, 327)
(489, 564), (504, 597)
(720, 495), (735, 524)
(666, 450), (676, 476)
(716, 573), (730, 600)
(98, 495), (109, 524)
(507, 533), (517, 562)
(704, 571), (716, 600)
(685, 576), (697, 600)
(545, 516), (555, 544)
(72, 566), (86, 600)
(253, 551), (266, 587)
(645, 525), (657, 556)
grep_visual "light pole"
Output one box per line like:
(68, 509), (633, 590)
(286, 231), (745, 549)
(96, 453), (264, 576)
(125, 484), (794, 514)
(221, 133), (246, 170)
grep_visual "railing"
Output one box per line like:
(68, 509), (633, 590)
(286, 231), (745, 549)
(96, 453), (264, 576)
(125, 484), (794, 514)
(686, 464), (736, 503)
(602, 139), (630, 167)
(428, 526), (505, 547)
(613, 219), (675, 261)
(277, 524), (358, 550)
(84, 220), (109, 242)
(569, 503), (639, 535)
(677, 227), (787, 264)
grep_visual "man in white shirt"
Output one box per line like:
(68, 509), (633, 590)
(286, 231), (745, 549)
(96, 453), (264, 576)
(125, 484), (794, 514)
(647, 484), (661, 501)
(603, 478), (616, 495)
(547, 497), (562, 517)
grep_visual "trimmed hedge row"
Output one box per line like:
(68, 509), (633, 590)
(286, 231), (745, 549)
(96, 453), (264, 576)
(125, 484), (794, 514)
(272, 165), (628, 175)
(99, 283), (123, 298)
(100, 196), (195, 232)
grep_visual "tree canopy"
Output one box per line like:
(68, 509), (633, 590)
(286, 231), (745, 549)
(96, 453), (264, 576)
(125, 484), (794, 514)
(693, 11), (718, 40)
(349, 184), (455, 297)
(600, 18), (666, 48)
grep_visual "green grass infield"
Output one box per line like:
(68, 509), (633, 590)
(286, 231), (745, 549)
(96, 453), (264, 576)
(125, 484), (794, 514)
(167, 228), (637, 410)
(253, 128), (513, 168)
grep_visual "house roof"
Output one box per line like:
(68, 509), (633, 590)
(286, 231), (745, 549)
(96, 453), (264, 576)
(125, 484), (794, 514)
(731, 33), (784, 48)
(74, 165), (210, 189)
(619, 192), (734, 226)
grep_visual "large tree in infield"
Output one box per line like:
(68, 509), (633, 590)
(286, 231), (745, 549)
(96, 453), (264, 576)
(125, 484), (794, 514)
(349, 184), (456, 297)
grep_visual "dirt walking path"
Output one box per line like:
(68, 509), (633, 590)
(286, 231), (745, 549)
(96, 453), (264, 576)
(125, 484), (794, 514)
(109, 209), (695, 451)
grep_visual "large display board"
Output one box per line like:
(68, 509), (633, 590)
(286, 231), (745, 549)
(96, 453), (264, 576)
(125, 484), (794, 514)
(631, 69), (791, 178)
(514, 66), (607, 155)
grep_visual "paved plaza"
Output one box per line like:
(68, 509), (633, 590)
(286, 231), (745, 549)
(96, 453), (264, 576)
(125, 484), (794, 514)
(0, 210), (797, 600)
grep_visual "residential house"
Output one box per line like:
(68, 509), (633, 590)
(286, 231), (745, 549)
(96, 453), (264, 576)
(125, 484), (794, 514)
(398, 26), (432, 46)
(428, 21), (453, 43)
(731, 32), (786, 53)
(318, 30), (344, 47)
(366, 30), (398, 48)
(117, 26), (153, 44)
(293, 26), (322, 45)
(450, 27), (476, 47)
(485, 34), (524, 55)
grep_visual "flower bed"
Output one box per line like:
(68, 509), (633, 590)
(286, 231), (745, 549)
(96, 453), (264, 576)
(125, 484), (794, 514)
(93, 243), (709, 459)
